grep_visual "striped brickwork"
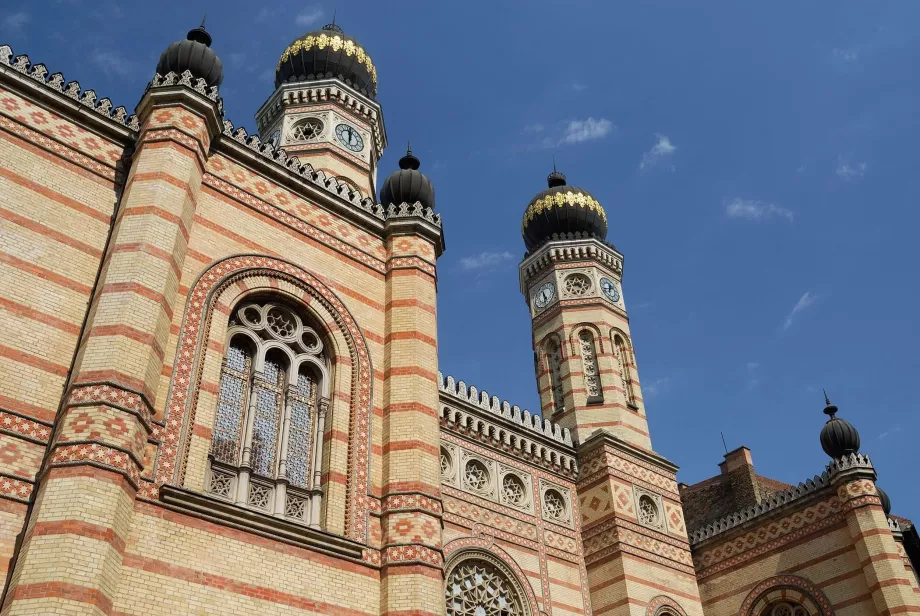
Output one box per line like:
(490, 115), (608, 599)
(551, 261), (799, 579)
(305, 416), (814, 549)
(578, 436), (704, 616)
(532, 299), (651, 450)
(378, 233), (443, 616)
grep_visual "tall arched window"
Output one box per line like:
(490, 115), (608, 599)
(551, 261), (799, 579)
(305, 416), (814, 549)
(614, 334), (636, 408)
(578, 330), (602, 402)
(446, 559), (526, 616)
(545, 338), (565, 415)
(207, 299), (330, 527)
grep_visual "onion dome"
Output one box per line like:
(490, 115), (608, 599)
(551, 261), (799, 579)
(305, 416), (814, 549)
(379, 145), (435, 209)
(156, 19), (223, 88)
(876, 485), (892, 516)
(275, 23), (377, 99)
(819, 393), (861, 459)
(521, 169), (608, 252)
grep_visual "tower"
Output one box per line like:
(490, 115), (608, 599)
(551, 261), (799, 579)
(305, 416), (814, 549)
(519, 170), (706, 616)
(255, 22), (387, 197)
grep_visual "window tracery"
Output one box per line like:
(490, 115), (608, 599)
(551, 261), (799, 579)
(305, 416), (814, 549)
(563, 273), (592, 297)
(464, 459), (491, 494)
(208, 299), (330, 527)
(638, 494), (661, 527)
(446, 559), (524, 616)
(501, 473), (527, 508)
(546, 338), (565, 415)
(614, 334), (636, 407)
(765, 603), (808, 616)
(542, 488), (567, 522)
(290, 117), (324, 142)
(579, 330), (602, 401)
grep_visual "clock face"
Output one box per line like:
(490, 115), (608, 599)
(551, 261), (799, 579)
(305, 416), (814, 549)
(600, 277), (620, 303)
(335, 124), (364, 152)
(534, 282), (557, 309)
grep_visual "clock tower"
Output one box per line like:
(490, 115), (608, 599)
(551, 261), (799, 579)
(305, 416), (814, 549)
(520, 169), (651, 449)
(520, 169), (705, 616)
(255, 22), (386, 197)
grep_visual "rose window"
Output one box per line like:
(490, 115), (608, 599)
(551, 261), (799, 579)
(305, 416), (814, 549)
(768, 604), (808, 616)
(502, 474), (526, 507)
(638, 494), (661, 527)
(563, 274), (592, 297)
(464, 460), (490, 493)
(446, 560), (522, 616)
(290, 118), (324, 142)
(266, 307), (296, 339)
(542, 489), (567, 521)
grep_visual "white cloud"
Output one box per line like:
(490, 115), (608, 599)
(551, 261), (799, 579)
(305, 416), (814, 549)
(90, 50), (136, 78)
(639, 134), (677, 170)
(559, 117), (613, 145)
(459, 251), (514, 272)
(295, 7), (324, 27)
(878, 425), (902, 440)
(836, 160), (867, 180)
(643, 377), (671, 398)
(783, 291), (817, 331)
(725, 198), (794, 223)
(2, 11), (29, 31)
(833, 48), (859, 62)
(523, 123), (545, 134)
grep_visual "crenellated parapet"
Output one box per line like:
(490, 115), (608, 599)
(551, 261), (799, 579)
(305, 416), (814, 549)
(438, 372), (576, 476)
(689, 452), (876, 545)
(0, 44), (140, 131)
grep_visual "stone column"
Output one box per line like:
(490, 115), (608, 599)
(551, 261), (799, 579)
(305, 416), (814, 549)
(831, 454), (920, 616)
(1, 78), (222, 616)
(378, 211), (445, 616)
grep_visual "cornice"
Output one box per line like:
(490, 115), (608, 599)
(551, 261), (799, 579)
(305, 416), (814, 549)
(0, 44), (138, 143)
(255, 79), (386, 160)
(579, 431), (679, 475)
(519, 235), (623, 294)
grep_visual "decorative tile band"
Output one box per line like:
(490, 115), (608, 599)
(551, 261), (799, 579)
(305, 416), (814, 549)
(381, 493), (443, 516)
(0, 410), (52, 444)
(380, 543), (443, 567)
(67, 383), (153, 430)
(50, 442), (141, 488)
(0, 473), (33, 502)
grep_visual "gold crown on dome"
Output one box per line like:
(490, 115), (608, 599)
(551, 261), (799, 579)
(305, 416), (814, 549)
(521, 190), (607, 232)
(276, 33), (378, 86)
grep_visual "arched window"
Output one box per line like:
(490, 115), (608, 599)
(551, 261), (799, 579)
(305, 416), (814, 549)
(207, 299), (330, 526)
(614, 334), (636, 407)
(578, 330), (602, 402)
(545, 338), (565, 415)
(446, 559), (525, 616)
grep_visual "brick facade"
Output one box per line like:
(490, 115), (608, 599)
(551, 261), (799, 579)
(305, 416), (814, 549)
(0, 32), (916, 616)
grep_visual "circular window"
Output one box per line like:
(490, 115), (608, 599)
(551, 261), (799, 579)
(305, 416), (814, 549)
(638, 494), (661, 527)
(290, 118), (324, 142)
(502, 474), (527, 507)
(563, 273), (592, 297)
(266, 307), (296, 340)
(440, 447), (453, 478)
(543, 489), (567, 521)
(463, 460), (490, 493)
(446, 560), (523, 616)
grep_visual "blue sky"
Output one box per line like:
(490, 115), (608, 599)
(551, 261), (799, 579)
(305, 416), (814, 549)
(4, 1), (919, 518)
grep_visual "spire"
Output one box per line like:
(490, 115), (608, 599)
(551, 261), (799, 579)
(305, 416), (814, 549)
(822, 389), (838, 418)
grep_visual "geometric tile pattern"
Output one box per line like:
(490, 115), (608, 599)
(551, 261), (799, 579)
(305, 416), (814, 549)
(0, 410), (52, 444)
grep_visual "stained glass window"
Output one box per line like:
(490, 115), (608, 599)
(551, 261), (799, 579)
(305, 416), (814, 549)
(211, 339), (251, 464)
(250, 353), (284, 477)
(286, 370), (315, 488)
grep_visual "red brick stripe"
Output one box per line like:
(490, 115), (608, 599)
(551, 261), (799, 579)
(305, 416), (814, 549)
(130, 171), (198, 205)
(382, 440), (439, 456)
(386, 298), (436, 315)
(32, 520), (126, 554)
(385, 331), (437, 347)
(9, 581), (113, 615)
(109, 242), (182, 279)
(0, 343), (68, 377)
(385, 366), (439, 381)
(0, 251), (93, 294)
(119, 205), (190, 241)
(87, 325), (165, 361)
(0, 296), (80, 335)
(121, 553), (377, 616)
(0, 125), (116, 186)
(99, 282), (173, 321)
(0, 393), (55, 423)
(384, 402), (438, 417)
(0, 166), (111, 223)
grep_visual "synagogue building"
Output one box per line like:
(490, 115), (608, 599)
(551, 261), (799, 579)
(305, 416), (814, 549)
(0, 20), (916, 616)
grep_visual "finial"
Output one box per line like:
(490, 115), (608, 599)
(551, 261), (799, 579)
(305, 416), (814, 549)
(553, 154), (557, 173)
(332, 9), (337, 25)
(398, 142), (421, 171)
(822, 390), (838, 418)
(187, 16), (213, 47)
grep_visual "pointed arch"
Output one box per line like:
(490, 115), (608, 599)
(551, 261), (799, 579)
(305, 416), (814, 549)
(611, 328), (637, 408)
(542, 333), (565, 415)
(148, 254), (374, 541)
(571, 324), (603, 403)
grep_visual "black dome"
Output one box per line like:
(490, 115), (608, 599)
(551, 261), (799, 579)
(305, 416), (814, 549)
(156, 21), (223, 88)
(522, 170), (608, 252)
(275, 23), (377, 99)
(819, 396), (860, 458)
(380, 147), (435, 209)
(876, 485), (892, 516)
